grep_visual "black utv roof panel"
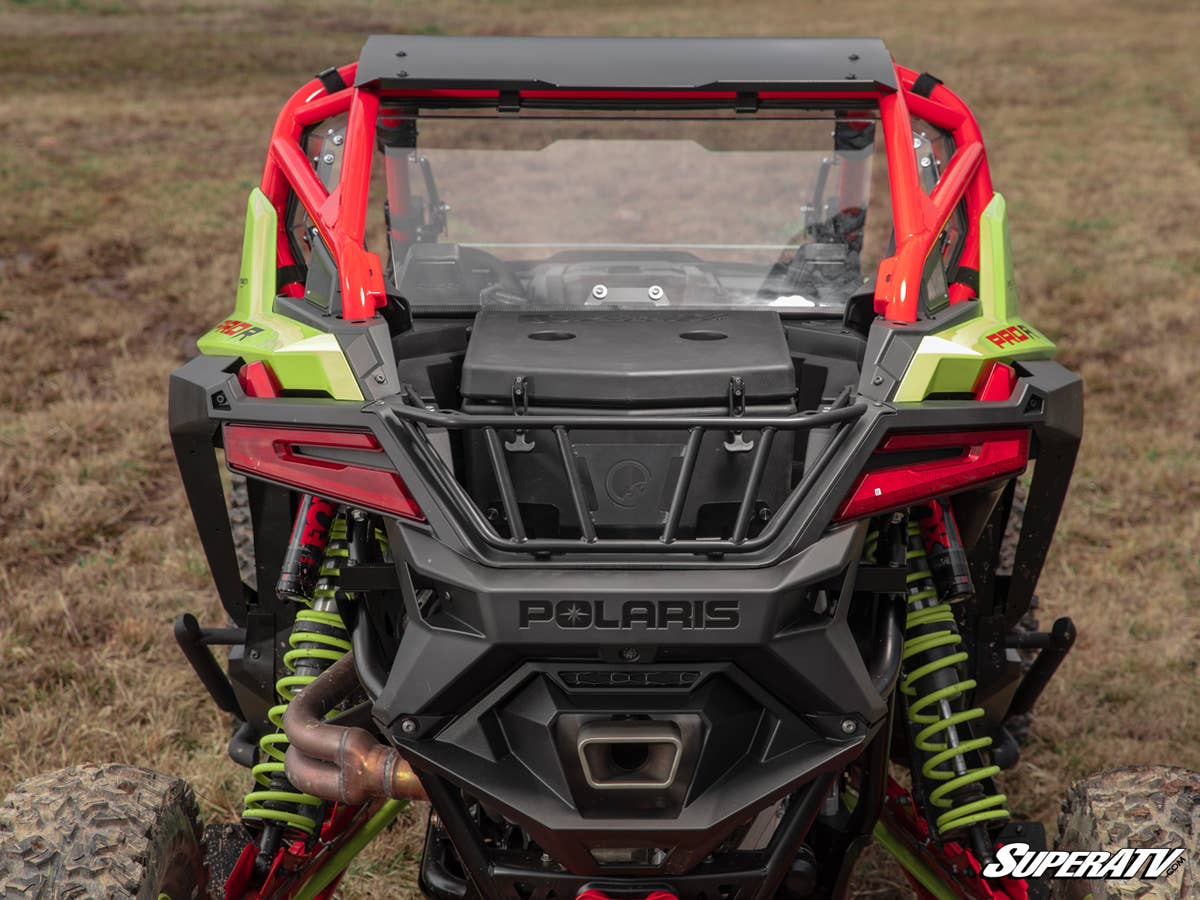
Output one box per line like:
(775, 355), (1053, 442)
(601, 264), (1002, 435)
(356, 35), (896, 93)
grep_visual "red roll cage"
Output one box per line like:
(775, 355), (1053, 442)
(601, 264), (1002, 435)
(260, 59), (991, 324)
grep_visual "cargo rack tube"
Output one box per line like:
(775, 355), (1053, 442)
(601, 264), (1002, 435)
(381, 389), (866, 555)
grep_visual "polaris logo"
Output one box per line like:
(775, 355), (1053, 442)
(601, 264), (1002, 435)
(518, 600), (740, 630)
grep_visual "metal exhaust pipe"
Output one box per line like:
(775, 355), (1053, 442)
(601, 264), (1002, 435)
(283, 652), (427, 804)
(577, 720), (682, 790)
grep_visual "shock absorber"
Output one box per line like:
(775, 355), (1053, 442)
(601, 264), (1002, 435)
(900, 502), (1009, 865)
(242, 499), (352, 867)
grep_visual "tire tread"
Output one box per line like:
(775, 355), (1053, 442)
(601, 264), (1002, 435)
(0, 763), (204, 899)
(1055, 765), (1200, 898)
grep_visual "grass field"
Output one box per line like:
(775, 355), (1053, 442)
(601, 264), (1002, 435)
(1, 0), (1198, 896)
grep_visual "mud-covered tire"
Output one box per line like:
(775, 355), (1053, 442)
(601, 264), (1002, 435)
(0, 763), (207, 898)
(998, 479), (1027, 578)
(1054, 765), (1200, 898)
(999, 479), (1040, 745)
(227, 474), (256, 590)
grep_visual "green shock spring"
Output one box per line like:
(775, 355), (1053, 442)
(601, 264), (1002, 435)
(900, 519), (1010, 839)
(242, 519), (352, 835)
(863, 527), (880, 565)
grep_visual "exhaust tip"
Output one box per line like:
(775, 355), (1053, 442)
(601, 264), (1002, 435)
(577, 720), (682, 790)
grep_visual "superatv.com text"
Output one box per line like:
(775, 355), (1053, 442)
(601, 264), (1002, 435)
(982, 843), (1185, 880)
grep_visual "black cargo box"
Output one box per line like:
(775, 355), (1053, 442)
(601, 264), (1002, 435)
(460, 309), (795, 408)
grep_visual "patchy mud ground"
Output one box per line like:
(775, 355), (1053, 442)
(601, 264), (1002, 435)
(1, 1), (1198, 896)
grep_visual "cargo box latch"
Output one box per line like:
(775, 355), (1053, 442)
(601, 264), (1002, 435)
(505, 375), (535, 452)
(725, 376), (754, 452)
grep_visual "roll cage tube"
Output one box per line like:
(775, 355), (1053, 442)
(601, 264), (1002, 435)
(257, 59), (992, 323)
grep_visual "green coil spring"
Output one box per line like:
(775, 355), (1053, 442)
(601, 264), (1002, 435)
(242, 520), (351, 835)
(863, 527), (880, 565)
(900, 520), (1010, 838)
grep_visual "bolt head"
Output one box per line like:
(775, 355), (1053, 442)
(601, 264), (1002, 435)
(400, 718), (418, 735)
(647, 284), (664, 300)
(374, 372), (387, 383)
(840, 718), (857, 734)
(619, 647), (640, 662)
(331, 134), (344, 145)
(591, 283), (608, 300)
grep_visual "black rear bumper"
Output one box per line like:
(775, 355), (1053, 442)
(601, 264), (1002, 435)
(168, 352), (1081, 896)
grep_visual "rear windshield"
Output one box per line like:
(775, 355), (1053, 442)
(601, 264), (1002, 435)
(361, 109), (890, 315)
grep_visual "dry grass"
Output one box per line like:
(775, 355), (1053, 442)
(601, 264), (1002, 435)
(1, 0), (1198, 897)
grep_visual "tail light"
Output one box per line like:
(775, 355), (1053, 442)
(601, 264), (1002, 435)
(223, 424), (424, 521)
(834, 429), (1030, 522)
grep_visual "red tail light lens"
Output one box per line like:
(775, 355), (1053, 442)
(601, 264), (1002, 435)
(223, 424), (424, 521)
(834, 429), (1030, 522)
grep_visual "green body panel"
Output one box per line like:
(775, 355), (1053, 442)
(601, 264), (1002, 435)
(196, 189), (363, 401)
(894, 193), (1056, 402)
